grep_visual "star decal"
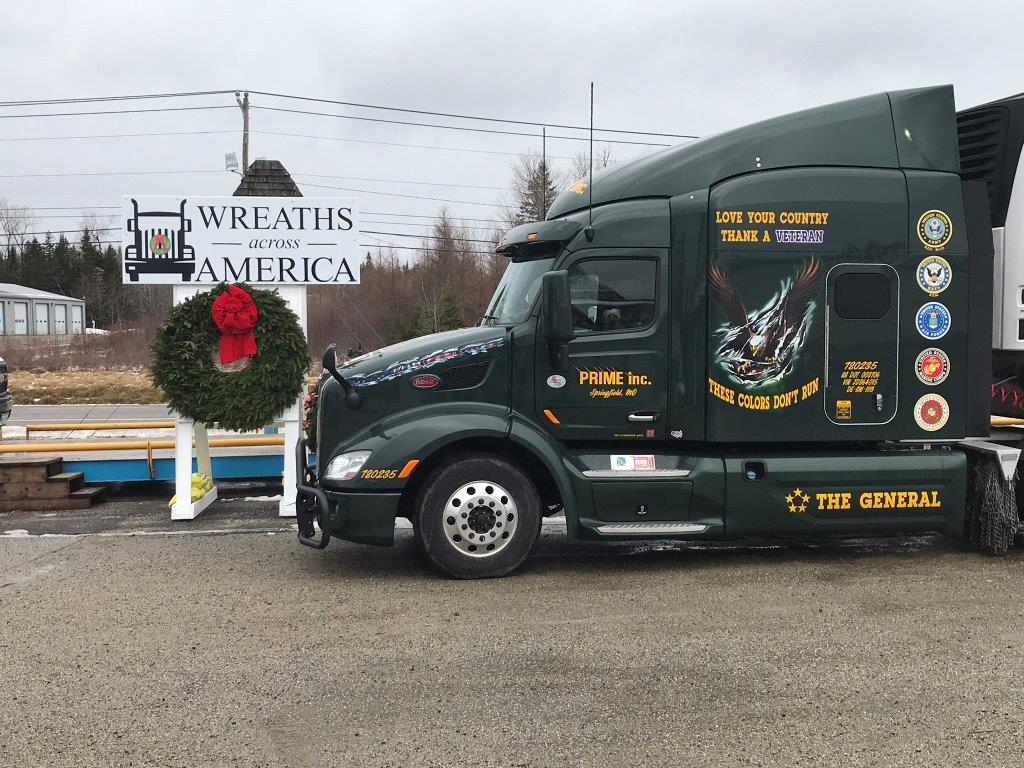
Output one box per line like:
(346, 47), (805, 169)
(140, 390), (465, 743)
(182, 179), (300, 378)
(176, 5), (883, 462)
(786, 487), (810, 514)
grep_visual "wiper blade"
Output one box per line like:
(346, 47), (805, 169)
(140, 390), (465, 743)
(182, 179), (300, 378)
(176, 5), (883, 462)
(480, 313), (500, 326)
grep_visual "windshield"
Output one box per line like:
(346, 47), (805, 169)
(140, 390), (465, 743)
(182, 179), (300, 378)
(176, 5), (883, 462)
(482, 256), (556, 326)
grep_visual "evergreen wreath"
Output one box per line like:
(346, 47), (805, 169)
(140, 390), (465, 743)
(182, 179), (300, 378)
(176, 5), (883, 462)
(151, 283), (311, 432)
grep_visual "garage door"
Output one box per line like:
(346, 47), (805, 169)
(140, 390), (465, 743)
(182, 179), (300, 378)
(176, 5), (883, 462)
(54, 304), (68, 334)
(34, 303), (49, 334)
(71, 305), (83, 333)
(13, 302), (28, 335)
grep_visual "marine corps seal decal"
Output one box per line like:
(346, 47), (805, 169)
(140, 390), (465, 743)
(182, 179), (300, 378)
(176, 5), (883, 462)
(915, 348), (950, 385)
(914, 393), (950, 432)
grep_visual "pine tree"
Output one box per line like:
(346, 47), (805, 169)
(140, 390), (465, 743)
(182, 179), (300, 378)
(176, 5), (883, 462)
(502, 152), (559, 228)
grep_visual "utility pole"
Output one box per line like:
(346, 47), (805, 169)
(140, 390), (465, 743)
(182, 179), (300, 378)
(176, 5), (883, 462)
(541, 126), (547, 216)
(235, 91), (250, 172)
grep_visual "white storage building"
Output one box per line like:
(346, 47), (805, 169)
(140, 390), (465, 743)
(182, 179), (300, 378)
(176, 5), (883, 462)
(0, 283), (86, 336)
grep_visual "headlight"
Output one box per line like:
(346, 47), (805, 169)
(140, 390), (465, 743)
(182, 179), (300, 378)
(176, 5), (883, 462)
(323, 450), (372, 482)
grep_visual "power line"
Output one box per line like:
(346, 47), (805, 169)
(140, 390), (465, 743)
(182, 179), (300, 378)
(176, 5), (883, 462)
(3, 169), (506, 197)
(0, 87), (696, 139)
(297, 171), (510, 191)
(0, 105), (236, 120)
(254, 104), (671, 147)
(6, 205), (120, 210)
(363, 229), (495, 244)
(253, 129), (576, 159)
(20, 228), (117, 236)
(0, 129), (237, 143)
(360, 241), (494, 256)
(0, 169), (222, 179)
(0, 89), (236, 107)
(297, 179), (503, 208)
(249, 89), (695, 138)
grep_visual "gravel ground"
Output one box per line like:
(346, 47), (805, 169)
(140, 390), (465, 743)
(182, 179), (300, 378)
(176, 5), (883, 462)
(2, 492), (1024, 768)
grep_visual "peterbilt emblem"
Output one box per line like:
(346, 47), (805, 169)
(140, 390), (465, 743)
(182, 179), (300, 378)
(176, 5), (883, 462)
(411, 374), (440, 389)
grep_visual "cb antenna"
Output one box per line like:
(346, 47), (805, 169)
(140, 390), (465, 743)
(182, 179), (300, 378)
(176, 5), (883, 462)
(586, 81), (595, 241)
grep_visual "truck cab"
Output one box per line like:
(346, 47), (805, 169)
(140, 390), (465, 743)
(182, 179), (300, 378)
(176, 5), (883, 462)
(298, 85), (1008, 578)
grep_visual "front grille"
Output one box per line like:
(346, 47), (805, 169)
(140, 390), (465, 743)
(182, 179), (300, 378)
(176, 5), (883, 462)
(436, 361), (490, 391)
(957, 106), (1009, 216)
(141, 227), (179, 260)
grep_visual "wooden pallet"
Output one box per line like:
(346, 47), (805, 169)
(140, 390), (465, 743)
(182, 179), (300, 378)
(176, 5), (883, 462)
(0, 456), (105, 512)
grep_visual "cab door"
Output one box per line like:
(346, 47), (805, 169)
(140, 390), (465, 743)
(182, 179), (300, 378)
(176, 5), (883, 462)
(824, 263), (900, 425)
(535, 248), (668, 441)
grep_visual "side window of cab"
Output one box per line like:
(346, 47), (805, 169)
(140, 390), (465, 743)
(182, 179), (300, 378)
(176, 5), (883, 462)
(568, 258), (657, 334)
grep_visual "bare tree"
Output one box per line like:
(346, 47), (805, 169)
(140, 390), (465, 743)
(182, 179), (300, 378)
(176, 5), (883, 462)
(568, 145), (617, 188)
(0, 198), (34, 253)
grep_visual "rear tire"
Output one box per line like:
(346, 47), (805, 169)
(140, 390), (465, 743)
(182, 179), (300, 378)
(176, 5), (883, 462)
(414, 452), (541, 579)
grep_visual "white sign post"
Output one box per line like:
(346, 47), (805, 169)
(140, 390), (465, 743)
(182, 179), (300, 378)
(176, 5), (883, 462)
(121, 195), (359, 519)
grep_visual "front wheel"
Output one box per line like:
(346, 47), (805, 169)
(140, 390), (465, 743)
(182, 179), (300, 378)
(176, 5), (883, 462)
(413, 453), (541, 579)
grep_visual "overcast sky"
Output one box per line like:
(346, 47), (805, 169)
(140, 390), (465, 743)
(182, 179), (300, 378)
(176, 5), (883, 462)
(1, 0), (1020, 249)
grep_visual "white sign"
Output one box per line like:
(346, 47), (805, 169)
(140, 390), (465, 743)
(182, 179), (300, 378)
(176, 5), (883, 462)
(121, 196), (360, 285)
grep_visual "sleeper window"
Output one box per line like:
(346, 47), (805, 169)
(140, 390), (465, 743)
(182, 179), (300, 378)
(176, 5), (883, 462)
(569, 259), (656, 333)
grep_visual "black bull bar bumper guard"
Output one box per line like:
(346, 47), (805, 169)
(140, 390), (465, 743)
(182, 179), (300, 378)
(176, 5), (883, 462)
(295, 439), (331, 549)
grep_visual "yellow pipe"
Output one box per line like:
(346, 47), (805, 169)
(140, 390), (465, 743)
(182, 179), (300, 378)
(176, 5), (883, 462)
(0, 435), (285, 454)
(27, 420), (176, 434)
(991, 416), (1024, 426)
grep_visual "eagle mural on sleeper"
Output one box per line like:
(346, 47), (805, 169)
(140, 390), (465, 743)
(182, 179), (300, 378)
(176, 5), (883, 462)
(708, 257), (820, 388)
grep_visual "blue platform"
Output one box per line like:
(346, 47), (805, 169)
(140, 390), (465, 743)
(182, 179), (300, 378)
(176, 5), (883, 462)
(65, 454), (286, 484)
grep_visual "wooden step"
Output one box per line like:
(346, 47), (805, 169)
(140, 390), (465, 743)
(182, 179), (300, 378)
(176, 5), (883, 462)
(69, 486), (105, 505)
(0, 485), (105, 513)
(1, 472), (86, 500)
(48, 471), (85, 492)
(0, 457), (63, 483)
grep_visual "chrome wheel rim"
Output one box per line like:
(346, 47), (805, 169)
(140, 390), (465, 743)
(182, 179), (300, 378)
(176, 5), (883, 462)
(442, 480), (518, 558)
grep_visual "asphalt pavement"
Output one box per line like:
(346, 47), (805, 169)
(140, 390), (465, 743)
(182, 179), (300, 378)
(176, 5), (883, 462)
(6, 403), (171, 424)
(3, 491), (1024, 767)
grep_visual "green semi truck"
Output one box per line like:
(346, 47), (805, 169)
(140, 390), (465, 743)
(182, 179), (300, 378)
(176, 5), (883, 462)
(297, 85), (1024, 578)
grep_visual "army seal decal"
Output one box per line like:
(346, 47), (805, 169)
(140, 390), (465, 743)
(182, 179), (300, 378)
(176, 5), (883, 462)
(917, 210), (952, 251)
(917, 255), (952, 295)
(914, 393), (949, 432)
(915, 348), (950, 385)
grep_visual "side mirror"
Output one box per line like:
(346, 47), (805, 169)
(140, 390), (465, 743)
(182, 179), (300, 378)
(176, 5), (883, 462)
(322, 344), (362, 409)
(322, 344), (339, 374)
(541, 270), (573, 344)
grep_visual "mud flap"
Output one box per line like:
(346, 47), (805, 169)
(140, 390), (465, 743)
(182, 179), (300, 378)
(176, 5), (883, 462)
(964, 449), (1019, 555)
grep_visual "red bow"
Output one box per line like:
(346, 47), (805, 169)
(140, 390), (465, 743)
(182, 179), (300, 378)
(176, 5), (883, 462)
(211, 285), (258, 364)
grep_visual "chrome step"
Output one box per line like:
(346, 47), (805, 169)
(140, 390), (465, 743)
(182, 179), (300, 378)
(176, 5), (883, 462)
(582, 469), (691, 479)
(595, 522), (707, 536)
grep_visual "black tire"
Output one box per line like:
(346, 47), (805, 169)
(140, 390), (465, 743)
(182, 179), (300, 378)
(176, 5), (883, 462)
(414, 452), (541, 579)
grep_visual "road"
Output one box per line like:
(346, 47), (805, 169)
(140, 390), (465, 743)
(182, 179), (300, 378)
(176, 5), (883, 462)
(3, 493), (1024, 767)
(5, 403), (171, 424)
